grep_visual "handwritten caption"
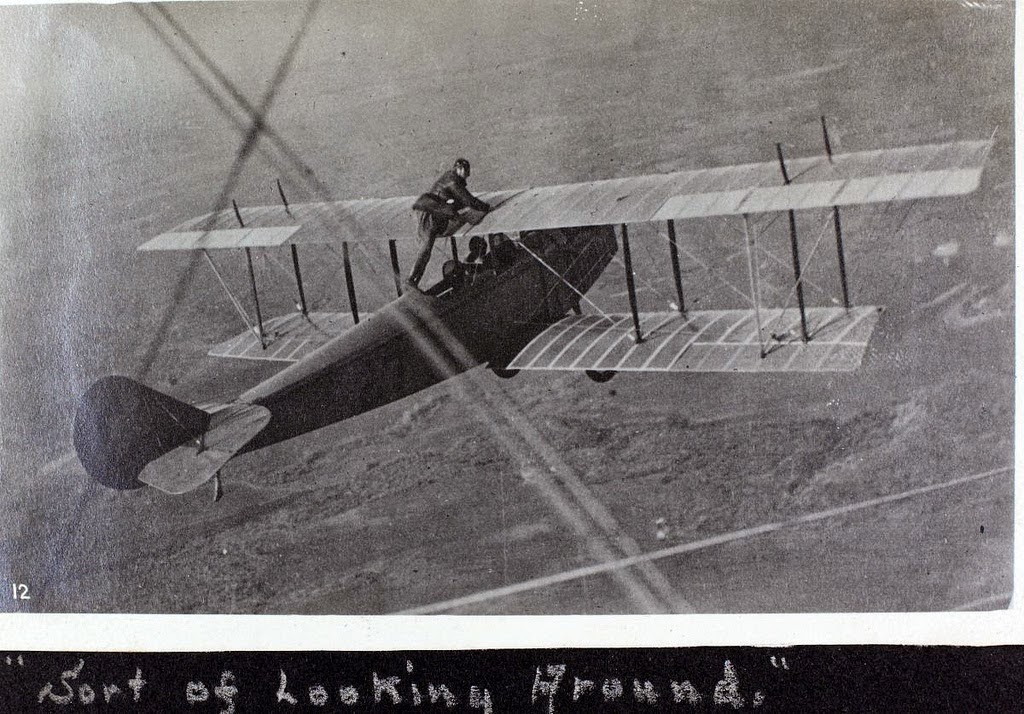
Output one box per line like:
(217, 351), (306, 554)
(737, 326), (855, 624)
(531, 658), (787, 711)
(13, 654), (790, 711)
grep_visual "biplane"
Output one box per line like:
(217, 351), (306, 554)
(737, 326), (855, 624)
(73, 120), (993, 500)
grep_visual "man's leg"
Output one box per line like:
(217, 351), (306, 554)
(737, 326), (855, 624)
(408, 213), (442, 287)
(407, 232), (437, 287)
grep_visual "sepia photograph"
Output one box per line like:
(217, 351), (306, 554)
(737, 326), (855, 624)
(0, 0), (1013, 617)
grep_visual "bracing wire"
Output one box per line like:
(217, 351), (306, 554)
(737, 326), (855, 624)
(515, 239), (614, 321)
(261, 248), (300, 284)
(635, 230), (677, 308)
(202, 250), (261, 338)
(673, 242), (752, 304)
(725, 214), (831, 299)
(760, 208), (838, 337)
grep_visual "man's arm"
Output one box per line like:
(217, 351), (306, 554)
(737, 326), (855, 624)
(446, 177), (491, 212)
(413, 192), (461, 219)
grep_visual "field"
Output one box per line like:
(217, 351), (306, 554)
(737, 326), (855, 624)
(0, 0), (1013, 614)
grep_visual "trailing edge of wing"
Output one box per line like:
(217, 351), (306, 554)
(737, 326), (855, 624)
(208, 311), (362, 363)
(506, 306), (883, 373)
(138, 139), (992, 251)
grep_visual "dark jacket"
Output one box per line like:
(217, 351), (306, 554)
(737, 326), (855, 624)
(414, 169), (490, 217)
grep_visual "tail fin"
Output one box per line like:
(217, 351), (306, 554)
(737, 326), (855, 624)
(73, 376), (270, 494)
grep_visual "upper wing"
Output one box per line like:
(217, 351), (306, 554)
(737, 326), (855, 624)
(138, 139), (993, 251)
(464, 139), (992, 236)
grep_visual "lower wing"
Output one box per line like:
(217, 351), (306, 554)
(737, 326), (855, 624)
(506, 306), (882, 373)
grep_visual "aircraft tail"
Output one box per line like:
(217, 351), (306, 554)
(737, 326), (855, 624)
(73, 376), (270, 494)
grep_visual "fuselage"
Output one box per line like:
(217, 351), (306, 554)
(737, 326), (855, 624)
(239, 226), (617, 451)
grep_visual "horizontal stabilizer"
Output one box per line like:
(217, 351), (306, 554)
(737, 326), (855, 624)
(209, 311), (363, 363)
(140, 139), (991, 250)
(507, 306), (882, 373)
(139, 402), (271, 495)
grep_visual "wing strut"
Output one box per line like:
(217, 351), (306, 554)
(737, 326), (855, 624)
(275, 179), (309, 317)
(244, 247), (267, 348)
(776, 143), (810, 342)
(666, 220), (686, 314)
(231, 200), (266, 348)
(290, 245), (309, 316)
(832, 206), (851, 310)
(820, 114), (835, 161)
(617, 224), (644, 344)
(388, 239), (403, 297)
(820, 117), (852, 310)
(342, 241), (360, 324)
(276, 178), (292, 216)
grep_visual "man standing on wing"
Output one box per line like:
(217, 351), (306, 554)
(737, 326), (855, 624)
(408, 158), (491, 289)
